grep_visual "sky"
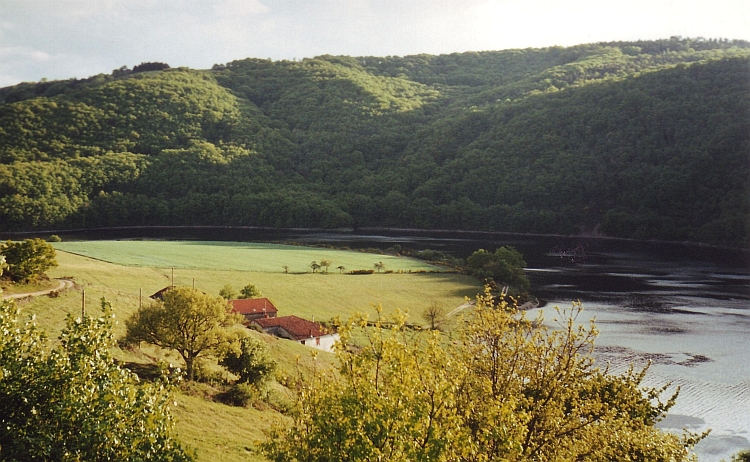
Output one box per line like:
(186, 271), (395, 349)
(0, 0), (748, 87)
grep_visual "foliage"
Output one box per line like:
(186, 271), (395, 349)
(465, 246), (530, 293)
(732, 450), (750, 462)
(0, 238), (58, 283)
(1, 40), (749, 246)
(0, 298), (193, 461)
(219, 283), (237, 299)
(239, 283), (262, 298)
(217, 382), (262, 408)
(220, 335), (276, 385)
(132, 62), (171, 73)
(260, 289), (701, 462)
(124, 286), (243, 380)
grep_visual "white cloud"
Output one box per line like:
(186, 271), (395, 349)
(0, 47), (50, 61)
(213, 0), (269, 17)
(0, 0), (748, 87)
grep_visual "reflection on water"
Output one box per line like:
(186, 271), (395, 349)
(2, 227), (748, 460)
(530, 240), (749, 462)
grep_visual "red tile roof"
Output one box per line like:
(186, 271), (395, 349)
(228, 298), (278, 315)
(254, 315), (327, 340)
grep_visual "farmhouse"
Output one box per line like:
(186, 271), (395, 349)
(228, 298), (278, 322)
(252, 315), (339, 352)
(150, 286), (174, 300)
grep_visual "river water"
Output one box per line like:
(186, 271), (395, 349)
(4, 227), (749, 460)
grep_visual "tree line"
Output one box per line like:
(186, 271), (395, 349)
(0, 39), (748, 247)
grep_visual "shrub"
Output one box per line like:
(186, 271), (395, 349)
(218, 383), (260, 408)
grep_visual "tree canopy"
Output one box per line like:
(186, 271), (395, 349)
(0, 238), (58, 283)
(124, 286), (243, 381)
(0, 298), (193, 461)
(466, 246), (530, 294)
(1, 39), (749, 247)
(260, 291), (703, 462)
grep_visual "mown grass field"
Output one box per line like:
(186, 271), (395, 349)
(53, 240), (436, 273)
(11, 240), (482, 461)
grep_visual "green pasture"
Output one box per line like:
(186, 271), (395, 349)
(53, 240), (435, 273)
(13, 240), (481, 461)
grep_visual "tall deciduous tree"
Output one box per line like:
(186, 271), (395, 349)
(260, 288), (702, 462)
(239, 284), (262, 299)
(0, 239), (58, 283)
(0, 299), (193, 461)
(124, 287), (242, 380)
(466, 246), (530, 294)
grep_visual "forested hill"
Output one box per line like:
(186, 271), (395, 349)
(1, 37), (749, 247)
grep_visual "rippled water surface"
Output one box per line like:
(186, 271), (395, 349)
(4, 228), (748, 460)
(524, 242), (749, 461)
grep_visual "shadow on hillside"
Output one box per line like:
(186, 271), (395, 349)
(122, 362), (163, 381)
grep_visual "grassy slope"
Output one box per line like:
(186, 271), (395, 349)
(14, 240), (481, 460)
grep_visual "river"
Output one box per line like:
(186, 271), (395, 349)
(4, 227), (749, 460)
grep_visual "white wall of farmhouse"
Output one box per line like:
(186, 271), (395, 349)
(299, 333), (340, 353)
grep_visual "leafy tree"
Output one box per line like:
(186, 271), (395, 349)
(320, 259), (332, 273)
(239, 284), (262, 298)
(283, 265), (289, 273)
(132, 61), (171, 73)
(0, 239), (58, 283)
(337, 265), (346, 273)
(0, 298), (193, 461)
(219, 284), (237, 299)
(421, 301), (447, 330)
(310, 261), (321, 273)
(124, 287), (242, 381)
(732, 450), (750, 462)
(374, 261), (385, 273)
(220, 335), (276, 385)
(465, 246), (530, 294)
(260, 289), (702, 462)
(261, 305), (458, 462)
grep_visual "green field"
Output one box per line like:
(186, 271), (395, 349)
(54, 240), (437, 273)
(9, 240), (481, 461)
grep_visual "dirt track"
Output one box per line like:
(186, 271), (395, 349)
(2, 278), (75, 300)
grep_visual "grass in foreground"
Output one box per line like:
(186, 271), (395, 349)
(14, 240), (481, 461)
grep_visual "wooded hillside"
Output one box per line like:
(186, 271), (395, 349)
(1, 37), (748, 246)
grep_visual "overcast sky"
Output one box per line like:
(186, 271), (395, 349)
(1, 0), (748, 87)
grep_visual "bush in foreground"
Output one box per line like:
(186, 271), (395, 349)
(0, 298), (193, 461)
(261, 288), (704, 462)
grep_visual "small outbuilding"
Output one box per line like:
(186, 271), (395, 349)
(228, 298), (279, 322)
(252, 315), (339, 352)
(150, 286), (174, 300)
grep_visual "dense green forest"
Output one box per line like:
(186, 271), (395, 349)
(1, 37), (748, 246)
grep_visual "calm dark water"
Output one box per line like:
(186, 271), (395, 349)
(4, 226), (749, 459)
(4, 226), (749, 304)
